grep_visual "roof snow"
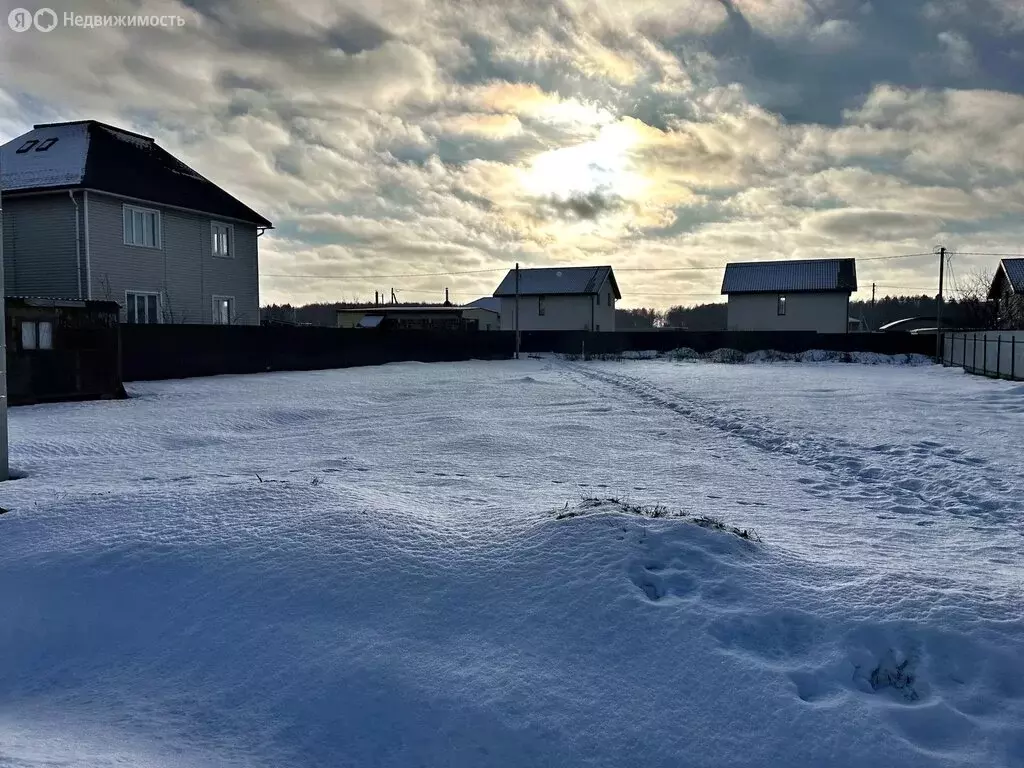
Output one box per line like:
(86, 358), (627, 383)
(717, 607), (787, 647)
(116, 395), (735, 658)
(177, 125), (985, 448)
(0, 122), (89, 191)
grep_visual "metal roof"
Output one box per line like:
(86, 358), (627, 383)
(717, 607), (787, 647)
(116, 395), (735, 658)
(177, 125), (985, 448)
(999, 258), (1024, 294)
(1, 121), (272, 227)
(464, 296), (501, 313)
(493, 266), (620, 298)
(721, 258), (857, 294)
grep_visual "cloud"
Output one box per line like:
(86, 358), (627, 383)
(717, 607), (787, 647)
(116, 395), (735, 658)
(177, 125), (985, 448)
(2, 0), (1024, 310)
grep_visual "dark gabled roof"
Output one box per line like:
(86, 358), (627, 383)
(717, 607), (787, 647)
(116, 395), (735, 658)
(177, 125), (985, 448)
(989, 258), (1024, 299)
(721, 258), (857, 294)
(0, 120), (272, 227)
(493, 266), (621, 298)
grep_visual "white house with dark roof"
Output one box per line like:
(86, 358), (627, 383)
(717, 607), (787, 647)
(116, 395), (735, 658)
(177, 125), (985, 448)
(721, 258), (857, 333)
(988, 258), (1024, 329)
(493, 266), (620, 332)
(1, 120), (272, 325)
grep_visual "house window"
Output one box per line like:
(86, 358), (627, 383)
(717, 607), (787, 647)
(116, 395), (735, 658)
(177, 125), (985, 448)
(211, 222), (233, 258)
(125, 292), (161, 324)
(538, 295), (546, 316)
(123, 205), (161, 248)
(21, 321), (37, 349)
(38, 321), (53, 349)
(608, 292), (612, 306)
(777, 295), (787, 316)
(596, 293), (601, 306)
(213, 296), (234, 325)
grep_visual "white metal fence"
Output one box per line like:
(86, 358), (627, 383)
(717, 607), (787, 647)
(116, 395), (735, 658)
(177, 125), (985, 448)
(943, 331), (1024, 381)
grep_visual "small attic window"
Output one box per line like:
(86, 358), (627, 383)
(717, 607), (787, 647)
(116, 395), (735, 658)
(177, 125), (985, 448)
(16, 140), (38, 154)
(35, 137), (59, 152)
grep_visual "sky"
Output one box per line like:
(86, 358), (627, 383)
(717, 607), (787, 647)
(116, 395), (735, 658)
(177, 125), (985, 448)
(2, 0), (1024, 309)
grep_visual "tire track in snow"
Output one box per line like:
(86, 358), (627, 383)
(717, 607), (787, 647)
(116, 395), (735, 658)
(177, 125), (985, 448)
(567, 364), (1024, 530)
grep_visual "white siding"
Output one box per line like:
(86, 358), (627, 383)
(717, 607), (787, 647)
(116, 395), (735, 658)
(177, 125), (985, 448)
(497, 279), (616, 332)
(727, 292), (849, 333)
(499, 295), (596, 331)
(85, 192), (260, 324)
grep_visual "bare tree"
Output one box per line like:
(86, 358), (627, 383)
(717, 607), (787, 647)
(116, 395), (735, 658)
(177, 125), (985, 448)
(951, 270), (998, 330)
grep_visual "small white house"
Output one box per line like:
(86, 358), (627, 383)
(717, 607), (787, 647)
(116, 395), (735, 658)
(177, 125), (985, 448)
(721, 258), (857, 334)
(493, 266), (621, 332)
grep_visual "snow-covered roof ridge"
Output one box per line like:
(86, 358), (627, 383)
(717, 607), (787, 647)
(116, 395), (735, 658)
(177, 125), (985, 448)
(0, 120), (272, 227)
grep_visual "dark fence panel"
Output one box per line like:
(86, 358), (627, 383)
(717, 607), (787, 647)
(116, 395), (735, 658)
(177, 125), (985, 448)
(121, 325), (516, 381)
(519, 330), (935, 357)
(121, 325), (936, 382)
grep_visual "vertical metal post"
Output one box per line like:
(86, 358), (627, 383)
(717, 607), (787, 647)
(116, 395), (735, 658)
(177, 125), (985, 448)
(935, 247), (945, 362)
(514, 262), (520, 360)
(0, 149), (8, 481)
(962, 333), (967, 368)
(997, 335), (1002, 379)
(1012, 336), (1016, 380)
(983, 333), (988, 376)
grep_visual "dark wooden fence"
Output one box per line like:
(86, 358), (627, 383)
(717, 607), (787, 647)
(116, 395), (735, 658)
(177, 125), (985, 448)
(120, 325), (935, 382)
(518, 330), (935, 357)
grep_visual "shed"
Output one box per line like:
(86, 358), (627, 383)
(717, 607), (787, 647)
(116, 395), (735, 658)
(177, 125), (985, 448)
(5, 297), (125, 405)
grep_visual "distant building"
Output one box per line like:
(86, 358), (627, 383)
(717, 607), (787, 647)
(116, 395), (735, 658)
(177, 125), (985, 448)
(1, 120), (272, 325)
(988, 258), (1024, 329)
(336, 305), (499, 331)
(721, 258), (857, 334)
(492, 266), (620, 332)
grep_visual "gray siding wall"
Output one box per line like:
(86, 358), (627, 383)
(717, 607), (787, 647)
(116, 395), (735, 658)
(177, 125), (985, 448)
(727, 292), (849, 333)
(499, 294), (615, 331)
(86, 192), (260, 324)
(2, 194), (84, 299)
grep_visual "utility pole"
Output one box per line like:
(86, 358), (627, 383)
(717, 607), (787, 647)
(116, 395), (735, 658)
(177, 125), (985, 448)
(514, 262), (521, 360)
(871, 282), (876, 307)
(0, 148), (8, 480)
(936, 247), (946, 362)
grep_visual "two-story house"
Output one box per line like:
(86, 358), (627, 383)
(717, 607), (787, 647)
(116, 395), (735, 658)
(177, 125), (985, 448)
(1, 120), (272, 324)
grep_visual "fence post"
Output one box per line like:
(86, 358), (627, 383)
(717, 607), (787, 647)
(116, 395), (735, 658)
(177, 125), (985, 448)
(962, 333), (967, 368)
(973, 334), (977, 372)
(983, 334), (988, 376)
(1013, 336), (1017, 380)
(996, 335), (1002, 380)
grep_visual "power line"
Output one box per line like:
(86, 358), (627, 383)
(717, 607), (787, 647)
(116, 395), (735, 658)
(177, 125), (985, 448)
(947, 251), (1024, 259)
(260, 267), (506, 280)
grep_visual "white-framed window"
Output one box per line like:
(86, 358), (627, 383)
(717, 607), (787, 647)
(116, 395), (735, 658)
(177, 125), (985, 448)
(125, 291), (161, 324)
(211, 222), (233, 258)
(123, 205), (161, 248)
(538, 295), (546, 316)
(38, 321), (53, 349)
(777, 295), (787, 316)
(20, 320), (54, 350)
(21, 321), (37, 349)
(212, 295), (235, 325)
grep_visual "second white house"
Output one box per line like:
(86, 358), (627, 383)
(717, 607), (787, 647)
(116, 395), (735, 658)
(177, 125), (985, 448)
(721, 258), (858, 333)
(493, 266), (620, 332)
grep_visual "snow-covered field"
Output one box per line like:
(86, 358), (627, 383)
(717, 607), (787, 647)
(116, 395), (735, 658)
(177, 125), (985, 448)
(2, 358), (1022, 767)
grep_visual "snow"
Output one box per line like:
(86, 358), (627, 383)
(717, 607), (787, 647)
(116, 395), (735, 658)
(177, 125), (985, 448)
(0, 123), (88, 191)
(1, 359), (1022, 767)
